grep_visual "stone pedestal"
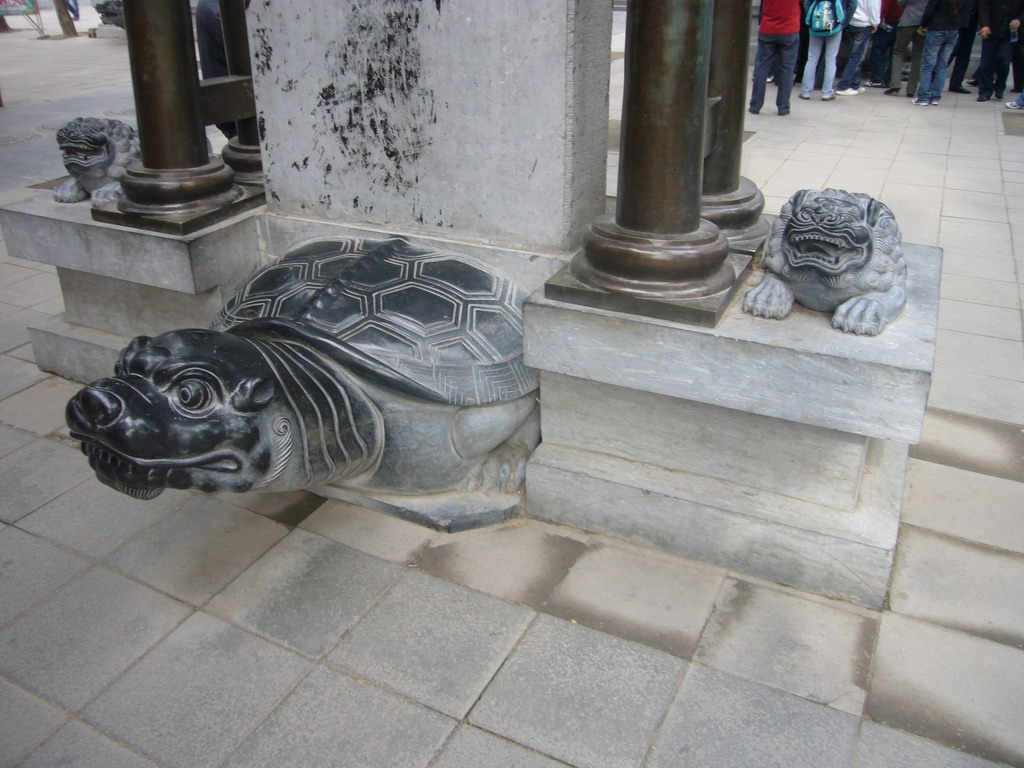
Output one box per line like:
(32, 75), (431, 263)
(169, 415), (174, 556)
(523, 244), (940, 608)
(0, 192), (263, 382)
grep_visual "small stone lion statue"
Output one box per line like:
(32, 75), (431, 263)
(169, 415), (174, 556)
(52, 117), (140, 207)
(742, 188), (906, 336)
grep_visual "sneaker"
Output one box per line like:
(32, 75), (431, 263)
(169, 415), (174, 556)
(798, 93), (811, 100)
(929, 99), (940, 105)
(836, 88), (861, 95)
(821, 94), (835, 101)
(913, 98), (930, 105)
(866, 81), (887, 88)
(1007, 101), (1023, 109)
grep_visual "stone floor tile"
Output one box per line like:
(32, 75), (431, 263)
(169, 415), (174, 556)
(0, 422), (34, 459)
(206, 529), (400, 657)
(0, 676), (66, 768)
(17, 720), (156, 768)
(0, 527), (89, 627)
(18, 476), (189, 559)
(891, 525), (1024, 648)
(541, 542), (725, 658)
(927, 368), (1024, 426)
(939, 299), (1023, 341)
(902, 460), (1024, 553)
(935, 330), (1024, 381)
(300, 499), (437, 562)
(212, 488), (324, 527)
(470, 614), (684, 768)
(222, 664), (455, 768)
(0, 262), (38, 289)
(105, 495), (288, 605)
(694, 580), (876, 715)
(911, 409), (1024, 483)
(648, 665), (859, 768)
(0, 439), (94, 524)
(941, 250), (1019, 282)
(0, 272), (60, 308)
(855, 721), (1014, 768)
(0, 567), (191, 711)
(0, 353), (47, 400)
(939, 274), (1021, 309)
(0, 377), (82, 435)
(82, 612), (309, 768)
(431, 726), (569, 768)
(330, 570), (533, 718)
(415, 520), (588, 608)
(866, 613), (1024, 767)
(6, 342), (35, 363)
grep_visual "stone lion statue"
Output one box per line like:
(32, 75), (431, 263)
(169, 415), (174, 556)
(742, 188), (906, 336)
(52, 117), (140, 207)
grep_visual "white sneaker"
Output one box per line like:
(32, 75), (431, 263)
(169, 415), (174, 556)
(836, 88), (862, 96)
(1007, 101), (1023, 109)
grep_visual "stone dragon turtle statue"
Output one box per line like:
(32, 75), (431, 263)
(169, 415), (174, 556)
(742, 188), (906, 336)
(52, 117), (140, 206)
(66, 237), (539, 511)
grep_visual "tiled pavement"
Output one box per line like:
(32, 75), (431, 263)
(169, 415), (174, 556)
(1, 6), (1023, 768)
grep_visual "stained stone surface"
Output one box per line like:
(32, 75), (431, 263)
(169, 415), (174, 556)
(0, 526), (90, 626)
(431, 726), (569, 768)
(0, 676), (66, 768)
(470, 614), (685, 768)
(16, 721), (156, 768)
(221, 665), (455, 768)
(299, 499), (437, 562)
(0, 439), (95, 523)
(855, 721), (1015, 768)
(648, 665), (860, 768)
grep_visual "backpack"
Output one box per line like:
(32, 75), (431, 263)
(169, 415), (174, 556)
(806, 0), (845, 36)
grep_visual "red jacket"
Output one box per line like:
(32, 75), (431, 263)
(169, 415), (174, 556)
(760, 0), (803, 34)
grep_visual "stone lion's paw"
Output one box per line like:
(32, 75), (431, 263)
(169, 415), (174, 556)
(832, 296), (884, 336)
(52, 178), (88, 203)
(89, 183), (124, 207)
(742, 275), (794, 320)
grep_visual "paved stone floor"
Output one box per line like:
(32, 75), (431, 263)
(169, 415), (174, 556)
(0, 6), (1022, 768)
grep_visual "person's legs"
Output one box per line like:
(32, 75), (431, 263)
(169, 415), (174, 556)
(994, 35), (1014, 98)
(948, 23), (977, 89)
(750, 34), (775, 112)
(821, 31), (843, 97)
(776, 33), (800, 112)
(837, 26), (871, 90)
(802, 36), (824, 96)
(907, 32), (925, 97)
(977, 35), (998, 98)
(928, 31), (959, 101)
(916, 30), (942, 101)
(870, 24), (896, 83)
(888, 26), (913, 92)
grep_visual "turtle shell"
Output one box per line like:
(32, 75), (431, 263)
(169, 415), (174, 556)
(214, 237), (538, 406)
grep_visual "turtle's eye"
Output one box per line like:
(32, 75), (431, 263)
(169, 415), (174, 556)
(170, 378), (218, 416)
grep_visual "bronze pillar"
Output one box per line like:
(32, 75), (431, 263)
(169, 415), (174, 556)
(558, 0), (746, 326)
(701, 0), (769, 252)
(115, 0), (239, 220)
(219, 0), (263, 184)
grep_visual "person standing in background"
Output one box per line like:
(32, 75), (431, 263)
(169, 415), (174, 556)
(974, 0), (1024, 101)
(868, 0), (906, 85)
(947, 0), (980, 92)
(836, 0), (883, 94)
(885, 0), (931, 95)
(915, 0), (964, 103)
(750, 0), (804, 115)
(799, 0), (859, 99)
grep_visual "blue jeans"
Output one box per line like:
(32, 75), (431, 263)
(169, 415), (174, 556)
(837, 25), (873, 90)
(750, 32), (799, 113)
(917, 29), (960, 100)
(978, 29), (1015, 98)
(802, 32), (843, 97)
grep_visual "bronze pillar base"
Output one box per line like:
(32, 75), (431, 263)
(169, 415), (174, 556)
(700, 176), (770, 255)
(221, 139), (264, 186)
(573, 215), (733, 299)
(116, 159), (239, 216)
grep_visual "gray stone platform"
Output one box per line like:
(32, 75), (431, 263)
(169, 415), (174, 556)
(0, 6), (1023, 768)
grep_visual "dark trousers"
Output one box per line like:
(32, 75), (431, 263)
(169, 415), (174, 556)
(870, 25), (898, 83)
(977, 30), (1014, 98)
(837, 25), (873, 90)
(195, 0), (237, 139)
(750, 32), (799, 113)
(947, 25), (977, 88)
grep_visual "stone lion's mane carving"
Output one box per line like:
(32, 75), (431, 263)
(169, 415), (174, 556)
(742, 188), (906, 336)
(53, 117), (140, 206)
(65, 237), (539, 501)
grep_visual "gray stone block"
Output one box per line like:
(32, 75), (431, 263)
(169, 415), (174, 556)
(0, 677), (65, 768)
(470, 614), (685, 768)
(431, 726), (568, 768)
(0, 568), (191, 710)
(222, 665), (455, 768)
(0, 526), (90, 626)
(890, 525), (1024, 649)
(82, 613), (309, 768)
(648, 665), (859, 768)
(18, 476), (189, 559)
(0, 193), (263, 294)
(105, 495), (288, 605)
(17, 721), (156, 768)
(527, 443), (896, 608)
(0, 439), (94, 524)
(542, 542), (726, 658)
(206, 528), (401, 657)
(855, 721), (1015, 768)
(524, 244), (940, 443)
(694, 580), (877, 715)
(248, 2), (610, 253)
(866, 613), (1024, 767)
(414, 520), (588, 608)
(329, 570), (534, 718)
